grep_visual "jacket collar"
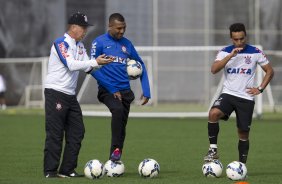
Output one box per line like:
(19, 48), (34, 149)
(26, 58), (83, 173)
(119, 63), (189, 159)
(64, 33), (78, 45)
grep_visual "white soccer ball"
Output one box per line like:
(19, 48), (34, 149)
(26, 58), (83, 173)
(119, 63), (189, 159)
(127, 59), (142, 80)
(104, 160), (125, 177)
(84, 159), (105, 179)
(138, 158), (160, 178)
(226, 161), (247, 181)
(202, 160), (223, 178)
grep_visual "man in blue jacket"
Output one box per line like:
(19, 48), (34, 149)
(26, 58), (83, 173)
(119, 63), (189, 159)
(90, 13), (151, 161)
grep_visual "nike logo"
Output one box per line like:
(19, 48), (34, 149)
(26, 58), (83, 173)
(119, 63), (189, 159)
(106, 46), (111, 49)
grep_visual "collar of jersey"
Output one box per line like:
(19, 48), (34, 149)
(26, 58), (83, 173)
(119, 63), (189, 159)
(106, 32), (121, 41)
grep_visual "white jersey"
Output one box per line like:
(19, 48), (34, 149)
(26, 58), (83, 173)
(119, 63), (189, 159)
(215, 44), (269, 101)
(45, 33), (98, 95)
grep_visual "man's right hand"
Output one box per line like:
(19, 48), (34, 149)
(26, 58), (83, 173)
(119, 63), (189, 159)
(96, 54), (115, 65)
(230, 47), (243, 57)
(113, 91), (122, 101)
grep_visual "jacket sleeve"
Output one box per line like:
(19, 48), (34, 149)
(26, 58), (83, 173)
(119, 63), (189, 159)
(130, 44), (151, 98)
(53, 40), (98, 71)
(90, 39), (119, 93)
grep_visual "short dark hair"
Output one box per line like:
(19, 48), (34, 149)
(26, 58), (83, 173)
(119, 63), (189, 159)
(229, 23), (246, 37)
(109, 13), (125, 23)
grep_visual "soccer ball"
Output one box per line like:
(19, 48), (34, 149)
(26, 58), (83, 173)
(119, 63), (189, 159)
(138, 158), (160, 178)
(84, 159), (105, 179)
(226, 161), (247, 181)
(127, 59), (142, 80)
(202, 160), (223, 178)
(104, 160), (125, 177)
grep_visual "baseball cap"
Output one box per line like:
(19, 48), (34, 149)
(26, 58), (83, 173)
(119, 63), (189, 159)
(68, 12), (93, 26)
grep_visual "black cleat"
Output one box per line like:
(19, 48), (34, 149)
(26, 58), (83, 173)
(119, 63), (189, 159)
(45, 173), (61, 178)
(204, 147), (219, 162)
(58, 171), (84, 178)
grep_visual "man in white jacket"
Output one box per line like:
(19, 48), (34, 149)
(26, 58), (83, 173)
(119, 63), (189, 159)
(44, 12), (113, 178)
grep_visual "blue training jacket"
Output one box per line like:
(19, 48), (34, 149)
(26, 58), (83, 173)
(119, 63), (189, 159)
(90, 33), (151, 98)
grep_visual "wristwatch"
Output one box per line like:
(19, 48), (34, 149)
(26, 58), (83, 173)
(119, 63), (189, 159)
(257, 86), (264, 93)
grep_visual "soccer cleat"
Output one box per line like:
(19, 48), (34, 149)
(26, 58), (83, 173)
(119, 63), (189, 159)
(204, 147), (219, 162)
(45, 173), (61, 178)
(110, 148), (122, 161)
(58, 171), (84, 178)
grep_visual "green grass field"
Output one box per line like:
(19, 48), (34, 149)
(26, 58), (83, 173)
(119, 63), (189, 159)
(0, 111), (282, 184)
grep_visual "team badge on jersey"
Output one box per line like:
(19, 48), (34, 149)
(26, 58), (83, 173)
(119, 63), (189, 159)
(78, 45), (84, 55)
(244, 56), (252, 64)
(56, 102), (62, 111)
(121, 45), (130, 55)
(121, 45), (127, 53)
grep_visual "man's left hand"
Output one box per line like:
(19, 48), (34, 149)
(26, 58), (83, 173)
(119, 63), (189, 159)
(246, 87), (261, 96)
(140, 95), (149, 105)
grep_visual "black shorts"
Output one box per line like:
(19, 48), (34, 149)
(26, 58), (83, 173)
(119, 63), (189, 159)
(211, 93), (255, 131)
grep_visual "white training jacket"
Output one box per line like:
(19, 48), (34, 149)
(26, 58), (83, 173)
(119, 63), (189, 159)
(45, 33), (98, 95)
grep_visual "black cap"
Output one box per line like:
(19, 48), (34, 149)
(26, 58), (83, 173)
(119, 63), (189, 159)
(68, 12), (93, 26)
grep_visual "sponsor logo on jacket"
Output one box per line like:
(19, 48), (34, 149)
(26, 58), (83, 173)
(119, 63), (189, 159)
(112, 56), (127, 64)
(58, 42), (69, 58)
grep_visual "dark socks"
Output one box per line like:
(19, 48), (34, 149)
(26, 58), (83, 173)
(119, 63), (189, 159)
(208, 122), (219, 144)
(238, 139), (249, 163)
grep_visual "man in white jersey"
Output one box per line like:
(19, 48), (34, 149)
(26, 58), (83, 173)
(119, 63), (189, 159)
(204, 23), (274, 164)
(44, 12), (114, 178)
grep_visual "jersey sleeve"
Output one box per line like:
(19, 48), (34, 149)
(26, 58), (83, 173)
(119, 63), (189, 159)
(53, 40), (98, 71)
(130, 44), (151, 98)
(82, 46), (101, 73)
(90, 38), (119, 93)
(257, 49), (269, 66)
(215, 50), (227, 61)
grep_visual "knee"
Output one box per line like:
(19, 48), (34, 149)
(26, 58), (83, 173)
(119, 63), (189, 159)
(238, 129), (249, 140)
(111, 105), (124, 115)
(209, 108), (223, 121)
(80, 126), (85, 137)
(75, 123), (85, 140)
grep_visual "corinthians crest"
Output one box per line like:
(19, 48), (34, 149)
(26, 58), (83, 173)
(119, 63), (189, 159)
(56, 102), (62, 111)
(244, 56), (251, 64)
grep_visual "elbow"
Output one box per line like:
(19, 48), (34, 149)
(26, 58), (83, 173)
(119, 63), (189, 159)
(67, 66), (76, 72)
(210, 68), (217, 74)
(271, 68), (274, 76)
(210, 64), (219, 74)
(270, 69), (274, 79)
(268, 67), (275, 80)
